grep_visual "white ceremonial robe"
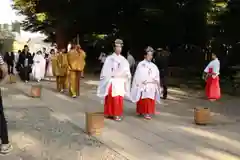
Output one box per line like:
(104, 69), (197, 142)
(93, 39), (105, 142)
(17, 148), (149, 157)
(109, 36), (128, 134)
(204, 58), (220, 78)
(131, 60), (161, 103)
(97, 53), (131, 98)
(46, 55), (53, 77)
(32, 54), (46, 80)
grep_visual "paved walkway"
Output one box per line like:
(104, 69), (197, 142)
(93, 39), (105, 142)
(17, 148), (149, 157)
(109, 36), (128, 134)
(1, 77), (240, 160)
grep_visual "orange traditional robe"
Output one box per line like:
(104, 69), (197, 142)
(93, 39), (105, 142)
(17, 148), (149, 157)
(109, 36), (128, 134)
(67, 49), (86, 97)
(56, 53), (69, 92)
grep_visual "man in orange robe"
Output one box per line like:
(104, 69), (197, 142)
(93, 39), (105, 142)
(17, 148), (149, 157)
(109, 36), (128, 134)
(67, 44), (86, 98)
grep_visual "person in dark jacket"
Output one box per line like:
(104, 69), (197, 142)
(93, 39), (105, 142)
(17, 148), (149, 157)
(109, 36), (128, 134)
(4, 52), (14, 75)
(154, 48), (170, 99)
(16, 45), (33, 82)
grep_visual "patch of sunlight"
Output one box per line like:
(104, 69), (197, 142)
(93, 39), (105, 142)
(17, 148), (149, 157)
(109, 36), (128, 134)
(168, 88), (188, 95)
(0, 87), (8, 91)
(11, 131), (41, 151)
(199, 148), (240, 160)
(160, 112), (182, 118)
(36, 13), (47, 22)
(9, 94), (30, 100)
(178, 126), (240, 150)
(55, 93), (73, 101)
(167, 95), (182, 101)
(84, 80), (99, 86)
(51, 112), (70, 122)
(169, 150), (211, 160)
(55, 93), (81, 105)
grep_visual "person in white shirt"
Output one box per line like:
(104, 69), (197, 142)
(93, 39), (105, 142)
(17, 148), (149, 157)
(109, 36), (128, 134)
(203, 53), (221, 101)
(131, 46), (161, 120)
(97, 39), (131, 121)
(127, 51), (136, 75)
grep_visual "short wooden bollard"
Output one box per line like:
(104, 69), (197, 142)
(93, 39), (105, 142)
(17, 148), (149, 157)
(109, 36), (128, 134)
(30, 85), (42, 98)
(85, 112), (104, 135)
(194, 107), (210, 125)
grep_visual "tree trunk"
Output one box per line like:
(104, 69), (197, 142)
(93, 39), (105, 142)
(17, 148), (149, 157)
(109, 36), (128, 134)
(56, 26), (68, 50)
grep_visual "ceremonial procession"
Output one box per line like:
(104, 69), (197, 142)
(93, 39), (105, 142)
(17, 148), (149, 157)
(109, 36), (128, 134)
(0, 0), (240, 159)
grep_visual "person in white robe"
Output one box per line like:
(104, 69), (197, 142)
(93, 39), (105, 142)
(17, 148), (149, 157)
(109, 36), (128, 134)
(45, 49), (55, 80)
(32, 51), (46, 82)
(131, 46), (161, 120)
(97, 39), (131, 121)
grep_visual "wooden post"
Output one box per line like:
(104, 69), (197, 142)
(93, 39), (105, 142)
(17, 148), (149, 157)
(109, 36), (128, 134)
(194, 107), (210, 125)
(85, 112), (104, 135)
(30, 84), (42, 98)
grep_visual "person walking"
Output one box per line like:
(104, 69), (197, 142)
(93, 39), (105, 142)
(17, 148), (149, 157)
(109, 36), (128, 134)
(17, 45), (33, 82)
(4, 52), (14, 75)
(154, 48), (170, 99)
(127, 51), (136, 76)
(32, 51), (46, 82)
(97, 39), (131, 121)
(131, 47), (161, 120)
(0, 55), (13, 154)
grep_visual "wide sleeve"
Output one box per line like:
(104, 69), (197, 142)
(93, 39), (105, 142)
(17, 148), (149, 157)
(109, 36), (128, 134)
(97, 57), (111, 98)
(154, 65), (161, 102)
(153, 65), (160, 83)
(100, 56), (110, 80)
(123, 59), (131, 99)
(130, 63), (143, 102)
(212, 61), (220, 75)
(204, 61), (212, 73)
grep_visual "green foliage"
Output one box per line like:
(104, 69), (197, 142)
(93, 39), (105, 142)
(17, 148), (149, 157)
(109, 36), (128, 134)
(13, 0), (214, 49)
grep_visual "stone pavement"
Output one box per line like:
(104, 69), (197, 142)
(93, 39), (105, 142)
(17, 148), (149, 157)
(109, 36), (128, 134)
(1, 77), (240, 160)
(1, 84), (126, 160)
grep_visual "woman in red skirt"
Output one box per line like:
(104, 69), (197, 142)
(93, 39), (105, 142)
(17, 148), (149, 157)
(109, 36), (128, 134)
(131, 47), (161, 120)
(204, 53), (221, 101)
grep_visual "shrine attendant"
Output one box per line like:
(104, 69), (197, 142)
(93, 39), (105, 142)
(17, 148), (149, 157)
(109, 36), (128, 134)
(131, 47), (161, 120)
(204, 53), (221, 101)
(32, 51), (46, 82)
(67, 44), (86, 98)
(56, 49), (69, 92)
(97, 39), (131, 121)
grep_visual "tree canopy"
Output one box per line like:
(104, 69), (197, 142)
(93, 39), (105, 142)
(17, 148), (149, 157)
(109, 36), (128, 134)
(12, 0), (240, 66)
(13, 0), (213, 48)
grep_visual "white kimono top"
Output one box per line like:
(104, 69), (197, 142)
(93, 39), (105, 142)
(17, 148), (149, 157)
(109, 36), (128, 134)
(204, 58), (220, 78)
(131, 60), (161, 103)
(97, 53), (131, 98)
(32, 54), (46, 80)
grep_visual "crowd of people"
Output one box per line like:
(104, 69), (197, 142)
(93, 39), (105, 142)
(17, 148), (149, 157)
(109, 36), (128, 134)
(3, 45), (56, 83)
(97, 39), (221, 121)
(0, 39), (220, 155)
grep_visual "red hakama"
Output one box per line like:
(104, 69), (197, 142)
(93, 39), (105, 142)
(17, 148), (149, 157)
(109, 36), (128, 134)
(104, 84), (123, 116)
(205, 68), (221, 100)
(136, 97), (155, 114)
